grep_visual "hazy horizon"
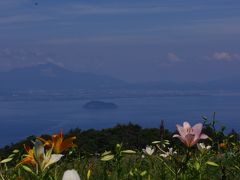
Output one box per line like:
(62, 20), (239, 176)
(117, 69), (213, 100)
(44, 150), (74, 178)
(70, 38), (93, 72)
(1, 62), (238, 84)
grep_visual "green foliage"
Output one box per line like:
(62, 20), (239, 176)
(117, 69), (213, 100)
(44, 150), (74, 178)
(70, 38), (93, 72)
(0, 118), (239, 179)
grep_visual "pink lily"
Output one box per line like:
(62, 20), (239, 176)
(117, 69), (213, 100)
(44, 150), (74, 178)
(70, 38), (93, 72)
(173, 122), (208, 147)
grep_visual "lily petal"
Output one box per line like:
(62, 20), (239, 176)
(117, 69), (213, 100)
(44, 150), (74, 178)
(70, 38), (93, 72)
(176, 124), (186, 137)
(59, 136), (77, 153)
(173, 134), (186, 145)
(183, 122), (191, 129)
(199, 133), (208, 139)
(185, 134), (195, 147)
(192, 133), (208, 147)
(192, 123), (203, 137)
(33, 140), (45, 163)
(173, 134), (179, 138)
(43, 154), (63, 170)
(37, 137), (52, 148)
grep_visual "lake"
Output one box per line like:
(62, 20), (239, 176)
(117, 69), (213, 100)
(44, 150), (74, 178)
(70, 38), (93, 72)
(0, 94), (240, 147)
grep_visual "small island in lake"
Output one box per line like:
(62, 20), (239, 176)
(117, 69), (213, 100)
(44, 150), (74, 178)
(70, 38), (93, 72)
(83, 101), (118, 110)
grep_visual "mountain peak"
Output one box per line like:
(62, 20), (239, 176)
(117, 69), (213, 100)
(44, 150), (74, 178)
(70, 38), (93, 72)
(0, 63), (126, 90)
(34, 62), (65, 69)
(11, 62), (66, 71)
(9, 62), (70, 77)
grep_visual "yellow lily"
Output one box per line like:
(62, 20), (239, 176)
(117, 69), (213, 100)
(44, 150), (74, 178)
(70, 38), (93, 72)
(33, 140), (63, 171)
(17, 140), (63, 172)
(17, 144), (37, 167)
(38, 130), (77, 154)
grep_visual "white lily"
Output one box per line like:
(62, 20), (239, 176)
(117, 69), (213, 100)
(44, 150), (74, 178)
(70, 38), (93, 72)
(62, 169), (81, 180)
(142, 146), (155, 156)
(197, 143), (211, 153)
(34, 140), (63, 171)
(160, 148), (177, 158)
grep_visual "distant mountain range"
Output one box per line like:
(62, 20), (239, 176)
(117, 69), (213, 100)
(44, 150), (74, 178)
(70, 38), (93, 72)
(0, 63), (239, 91)
(0, 63), (127, 90)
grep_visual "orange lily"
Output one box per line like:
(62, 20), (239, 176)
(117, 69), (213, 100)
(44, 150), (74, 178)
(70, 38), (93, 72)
(37, 130), (77, 154)
(17, 140), (64, 172)
(17, 144), (37, 167)
(219, 143), (226, 149)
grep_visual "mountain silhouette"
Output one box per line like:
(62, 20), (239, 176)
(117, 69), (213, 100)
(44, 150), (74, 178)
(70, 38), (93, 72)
(0, 63), (126, 90)
(0, 63), (239, 91)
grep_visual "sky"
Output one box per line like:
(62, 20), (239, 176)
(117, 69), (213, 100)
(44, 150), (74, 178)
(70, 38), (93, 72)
(0, 0), (240, 82)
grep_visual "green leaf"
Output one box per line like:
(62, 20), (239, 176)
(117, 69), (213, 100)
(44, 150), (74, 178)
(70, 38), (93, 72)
(68, 150), (73, 155)
(121, 150), (136, 154)
(116, 144), (121, 148)
(208, 137), (213, 141)
(129, 170), (134, 176)
(234, 165), (240, 170)
(140, 170), (147, 176)
(206, 161), (219, 167)
(101, 155), (114, 161)
(8, 154), (15, 158)
(22, 165), (34, 174)
(194, 162), (200, 171)
(101, 151), (112, 157)
(164, 140), (170, 145)
(0, 157), (13, 163)
(12, 149), (19, 154)
(229, 135), (234, 139)
(152, 141), (161, 144)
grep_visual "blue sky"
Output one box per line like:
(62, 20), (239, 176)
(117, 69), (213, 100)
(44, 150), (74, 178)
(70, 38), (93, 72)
(0, 0), (240, 82)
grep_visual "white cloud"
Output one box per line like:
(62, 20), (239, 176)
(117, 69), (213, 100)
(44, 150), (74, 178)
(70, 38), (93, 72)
(212, 52), (240, 61)
(167, 53), (182, 62)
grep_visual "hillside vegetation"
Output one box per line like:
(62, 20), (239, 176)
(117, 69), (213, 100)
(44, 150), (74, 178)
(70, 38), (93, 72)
(0, 117), (239, 180)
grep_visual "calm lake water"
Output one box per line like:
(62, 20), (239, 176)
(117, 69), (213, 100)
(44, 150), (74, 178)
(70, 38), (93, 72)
(0, 94), (240, 147)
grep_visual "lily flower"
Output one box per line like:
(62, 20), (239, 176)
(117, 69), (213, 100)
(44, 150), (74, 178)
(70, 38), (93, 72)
(197, 143), (211, 153)
(219, 143), (226, 149)
(142, 146), (155, 156)
(160, 148), (177, 158)
(62, 169), (81, 180)
(17, 145), (37, 167)
(17, 140), (63, 172)
(37, 130), (77, 154)
(33, 140), (63, 171)
(173, 122), (208, 147)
